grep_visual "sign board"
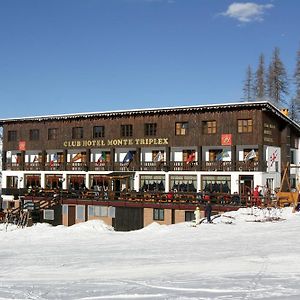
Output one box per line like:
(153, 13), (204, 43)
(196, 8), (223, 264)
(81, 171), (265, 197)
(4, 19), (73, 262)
(19, 141), (26, 151)
(221, 134), (232, 146)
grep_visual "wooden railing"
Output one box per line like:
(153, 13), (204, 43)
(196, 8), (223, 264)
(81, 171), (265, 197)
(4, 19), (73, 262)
(3, 161), (267, 172)
(20, 188), (255, 207)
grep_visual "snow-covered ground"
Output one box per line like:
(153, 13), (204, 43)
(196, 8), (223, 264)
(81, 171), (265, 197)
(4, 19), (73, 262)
(1, 207), (300, 300)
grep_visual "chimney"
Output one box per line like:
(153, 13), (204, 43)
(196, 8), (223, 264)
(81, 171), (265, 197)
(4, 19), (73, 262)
(280, 108), (289, 116)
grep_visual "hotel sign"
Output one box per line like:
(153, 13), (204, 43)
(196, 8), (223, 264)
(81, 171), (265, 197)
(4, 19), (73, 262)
(63, 138), (169, 148)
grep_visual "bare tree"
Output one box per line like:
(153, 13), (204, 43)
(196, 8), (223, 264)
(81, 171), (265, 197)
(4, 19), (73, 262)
(255, 53), (266, 100)
(267, 47), (289, 106)
(242, 65), (255, 102)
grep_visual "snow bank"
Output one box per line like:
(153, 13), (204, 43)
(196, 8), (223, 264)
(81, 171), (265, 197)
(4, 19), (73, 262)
(66, 219), (114, 233)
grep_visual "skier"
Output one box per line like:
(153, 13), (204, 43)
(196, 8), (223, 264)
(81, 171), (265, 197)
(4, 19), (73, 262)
(194, 206), (201, 225)
(205, 200), (212, 223)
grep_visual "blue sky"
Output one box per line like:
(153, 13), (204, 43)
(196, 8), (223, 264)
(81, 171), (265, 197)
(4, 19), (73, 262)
(0, 0), (299, 118)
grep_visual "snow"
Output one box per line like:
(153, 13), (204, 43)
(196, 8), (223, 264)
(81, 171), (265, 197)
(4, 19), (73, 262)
(1, 208), (300, 299)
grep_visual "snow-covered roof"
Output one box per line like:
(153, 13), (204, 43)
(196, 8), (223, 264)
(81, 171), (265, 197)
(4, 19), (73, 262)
(0, 101), (299, 131)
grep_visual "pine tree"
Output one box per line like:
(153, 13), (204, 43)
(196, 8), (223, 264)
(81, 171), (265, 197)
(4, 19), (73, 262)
(267, 47), (289, 106)
(243, 65), (255, 102)
(294, 46), (300, 115)
(288, 97), (299, 122)
(255, 53), (266, 100)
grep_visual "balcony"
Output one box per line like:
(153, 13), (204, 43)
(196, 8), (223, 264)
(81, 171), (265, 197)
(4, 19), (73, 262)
(3, 160), (267, 172)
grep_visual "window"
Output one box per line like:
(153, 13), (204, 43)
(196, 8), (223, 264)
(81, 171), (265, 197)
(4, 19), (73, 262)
(291, 150), (296, 164)
(93, 126), (105, 138)
(48, 128), (58, 140)
(152, 150), (164, 162)
(170, 175), (197, 192)
(67, 175), (86, 190)
(202, 175), (231, 193)
(209, 149), (223, 161)
(238, 119), (253, 133)
(72, 127), (84, 139)
(145, 123), (157, 136)
(175, 122), (188, 136)
(62, 205), (68, 215)
(8, 130), (17, 141)
(140, 175), (165, 192)
(243, 149), (258, 161)
(153, 208), (164, 221)
(43, 210), (54, 221)
(25, 174), (41, 188)
(45, 174), (63, 189)
(203, 121), (217, 134)
(121, 124), (133, 137)
(76, 205), (85, 221)
(183, 150), (196, 163)
(6, 176), (18, 188)
(29, 129), (39, 141)
(88, 205), (108, 218)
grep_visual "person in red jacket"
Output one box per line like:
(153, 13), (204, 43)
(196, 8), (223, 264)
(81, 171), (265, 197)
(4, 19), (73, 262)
(252, 185), (261, 207)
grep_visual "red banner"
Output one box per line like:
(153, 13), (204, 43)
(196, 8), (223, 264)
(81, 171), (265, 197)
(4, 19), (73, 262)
(221, 134), (232, 146)
(19, 141), (26, 151)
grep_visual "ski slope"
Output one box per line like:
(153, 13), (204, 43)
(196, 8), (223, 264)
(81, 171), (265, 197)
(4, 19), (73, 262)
(0, 207), (300, 299)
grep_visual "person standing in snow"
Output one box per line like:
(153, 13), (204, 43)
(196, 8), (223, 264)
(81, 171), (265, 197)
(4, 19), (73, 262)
(194, 206), (201, 225)
(205, 200), (212, 223)
(252, 185), (261, 207)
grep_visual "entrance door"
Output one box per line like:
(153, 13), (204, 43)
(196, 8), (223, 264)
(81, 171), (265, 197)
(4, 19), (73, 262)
(239, 175), (254, 196)
(68, 206), (76, 226)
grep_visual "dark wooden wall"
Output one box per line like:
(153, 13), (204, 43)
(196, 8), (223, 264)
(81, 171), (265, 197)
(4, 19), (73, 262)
(2, 108), (275, 151)
(113, 207), (144, 231)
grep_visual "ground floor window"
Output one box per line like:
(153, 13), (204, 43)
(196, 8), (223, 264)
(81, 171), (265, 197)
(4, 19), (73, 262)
(170, 175), (197, 192)
(67, 175), (86, 190)
(6, 176), (18, 188)
(88, 205), (108, 217)
(202, 175), (231, 193)
(266, 178), (274, 191)
(153, 208), (164, 221)
(62, 205), (68, 215)
(140, 175), (165, 192)
(25, 174), (41, 188)
(89, 175), (109, 190)
(76, 205), (85, 221)
(45, 174), (63, 189)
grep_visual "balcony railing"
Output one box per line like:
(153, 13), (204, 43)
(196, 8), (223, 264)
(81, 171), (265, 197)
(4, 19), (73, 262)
(202, 161), (232, 171)
(44, 162), (65, 171)
(4, 163), (21, 171)
(3, 160), (267, 172)
(89, 162), (113, 171)
(24, 162), (43, 171)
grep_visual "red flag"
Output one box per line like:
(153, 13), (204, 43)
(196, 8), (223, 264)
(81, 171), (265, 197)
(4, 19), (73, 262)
(186, 152), (195, 164)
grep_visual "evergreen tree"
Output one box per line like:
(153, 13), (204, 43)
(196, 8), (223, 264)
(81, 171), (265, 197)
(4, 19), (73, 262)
(267, 47), (289, 106)
(294, 46), (300, 114)
(242, 65), (255, 102)
(255, 53), (266, 100)
(288, 97), (299, 122)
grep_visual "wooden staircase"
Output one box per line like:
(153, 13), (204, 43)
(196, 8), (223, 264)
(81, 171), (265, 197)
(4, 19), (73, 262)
(1, 197), (59, 228)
